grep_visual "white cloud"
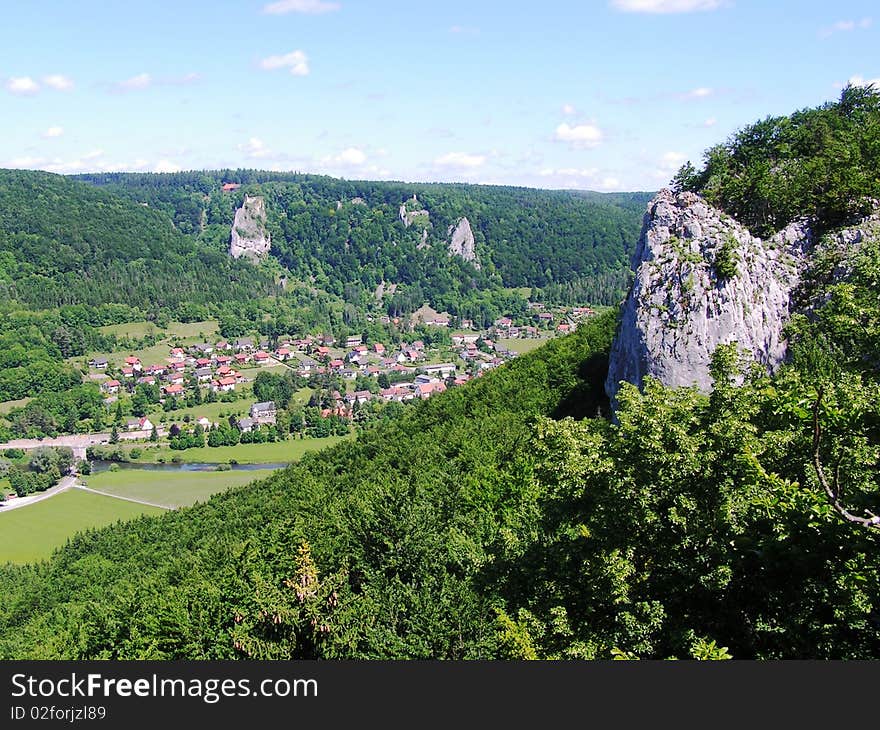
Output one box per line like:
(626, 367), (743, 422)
(334, 147), (367, 165)
(239, 137), (270, 159)
(260, 50), (310, 76)
(703, 117), (717, 127)
(819, 17), (872, 38)
(534, 167), (622, 191)
(115, 73), (152, 92)
(165, 72), (202, 85)
(42, 74), (74, 91)
(553, 122), (604, 148)
(154, 160), (182, 173)
(434, 151), (486, 168)
(539, 167), (599, 178)
(42, 126), (64, 138)
(561, 103), (577, 116)
(610, 0), (722, 13)
(7, 156), (46, 168)
(450, 25), (479, 34)
(659, 151), (686, 170)
(262, 0), (340, 15)
(6, 76), (40, 95)
(681, 86), (713, 99)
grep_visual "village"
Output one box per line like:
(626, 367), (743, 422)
(84, 303), (597, 442)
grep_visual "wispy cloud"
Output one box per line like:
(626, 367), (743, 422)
(819, 17), (872, 38)
(679, 86), (713, 100)
(262, 0), (340, 15)
(6, 76), (40, 95)
(553, 122), (604, 148)
(450, 25), (479, 35)
(561, 103), (577, 116)
(114, 73), (152, 92)
(610, 0), (722, 13)
(537, 167), (621, 191)
(164, 72), (202, 86)
(43, 74), (74, 91)
(239, 137), (270, 159)
(260, 50), (310, 76)
(434, 151), (486, 168)
(332, 147), (367, 165)
(42, 126), (64, 138)
(154, 160), (182, 173)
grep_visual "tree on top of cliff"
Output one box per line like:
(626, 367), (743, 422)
(673, 84), (880, 237)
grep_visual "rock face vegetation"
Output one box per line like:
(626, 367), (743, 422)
(229, 195), (271, 261)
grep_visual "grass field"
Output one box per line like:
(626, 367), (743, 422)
(119, 435), (349, 464)
(82, 469), (275, 509)
(156, 398), (256, 426)
(0, 397), (32, 415)
(165, 320), (219, 341)
(499, 337), (551, 354)
(0, 489), (164, 564)
(98, 320), (161, 338)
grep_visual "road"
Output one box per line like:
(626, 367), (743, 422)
(0, 475), (78, 512)
(0, 429), (161, 460)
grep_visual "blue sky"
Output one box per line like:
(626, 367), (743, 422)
(2, 0), (878, 191)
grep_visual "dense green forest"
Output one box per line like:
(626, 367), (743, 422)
(0, 170), (277, 312)
(75, 171), (649, 294)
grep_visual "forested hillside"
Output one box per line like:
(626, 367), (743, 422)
(2, 274), (879, 658)
(0, 170), (276, 312)
(76, 171), (650, 302)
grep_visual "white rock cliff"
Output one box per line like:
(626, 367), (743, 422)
(605, 189), (812, 401)
(447, 216), (479, 268)
(230, 195), (271, 262)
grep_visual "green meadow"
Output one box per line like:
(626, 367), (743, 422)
(0, 489), (165, 564)
(82, 468), (276, 509)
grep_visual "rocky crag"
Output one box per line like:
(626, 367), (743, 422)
(229, 195), (271, 262)
(447, 217), (479, 268)
(605, 189), (813, 401)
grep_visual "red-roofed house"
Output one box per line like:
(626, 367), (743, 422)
(212, 376), (237, 393)
(254, 351), (270, 363)
(275, 347), (291, 361)
(163, 383), (184, 396)
(102, 379), (121, 394)
(221, 182), (241, 191)
(373, 343), (386, 355)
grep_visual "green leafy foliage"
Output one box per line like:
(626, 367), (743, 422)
(675, 85), (880, 236)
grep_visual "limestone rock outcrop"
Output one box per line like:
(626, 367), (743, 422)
(230, 195), (271, 262)
(605, 189), (812, 401)
(447, 217), (479, 268)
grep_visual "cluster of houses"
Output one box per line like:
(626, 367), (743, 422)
(92, 337), (282, 400)
(90, 303), (597, 424)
